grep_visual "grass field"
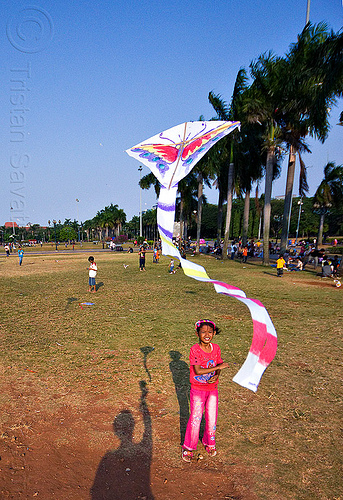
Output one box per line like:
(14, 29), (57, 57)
(0, 249), (342, 499)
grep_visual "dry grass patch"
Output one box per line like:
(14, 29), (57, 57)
(1, 251), (342, 499)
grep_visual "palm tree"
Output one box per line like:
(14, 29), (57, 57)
(83, 219), (94, 242)
(191, 115), (214, 253)
(193, 157), (212, 252)
(114, 208), (126, 237)
(96, 206), (115, 239)
(139, 166), (197, 242)
(235, 120), (266, 246)
(139, 173), (161, 198)
(142, 208), (157, 240)
(244, 52), (286, 264)
(313, 162), (343, 247)
(209, 68), (249, 257)
(176, 173), (199, 241)
(204, 139), (230, 247)
(279, 23), (343, 252)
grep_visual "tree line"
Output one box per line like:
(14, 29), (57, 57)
(139, 22), (343, 263)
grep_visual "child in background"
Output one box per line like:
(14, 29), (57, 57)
(18, 246), (24, 266)
(153, 245), (159, 263)
(88, 256), (97, 292)
(276, 254), (286, 277)
(168, 259), (175, 274)
(139, 246), (146, 271)
(182, 319), (229, 462)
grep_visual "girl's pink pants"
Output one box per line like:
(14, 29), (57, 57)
(183, 388), (218, 451)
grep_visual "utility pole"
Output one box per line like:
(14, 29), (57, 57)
(76, 198), (80, 241)
(138, 166), (143, 237)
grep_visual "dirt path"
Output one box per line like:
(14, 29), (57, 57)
(1, 368), (255, 500)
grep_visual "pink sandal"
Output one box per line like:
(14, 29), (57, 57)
(204, 445), (217, 457)
(182, 449), (193, 462)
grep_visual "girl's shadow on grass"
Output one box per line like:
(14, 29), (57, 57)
(96, 282), (104, 291)
(91, 381), (154, 500)
(168, 351), (189, 445)
(169, 351), (206, 445)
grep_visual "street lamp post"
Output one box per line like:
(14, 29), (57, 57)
(76, 198), (80, 242)
(295, 198), (304, 243)
(10, 206), (15, 236)
(138, 166), (143, 238)
(52, 220), (58, 250)
(305, 0), (310, 24)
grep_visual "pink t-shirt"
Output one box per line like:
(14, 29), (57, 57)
(189, 343), (223, 391)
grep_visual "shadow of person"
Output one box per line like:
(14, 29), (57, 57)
(169, 351), (191, 445)
(67, 297), (78, 304)
(91, 381), (154, 500)
(140, 346), (155, 382)
(65, 297), (79, 311)
(96, 282), (104, 291)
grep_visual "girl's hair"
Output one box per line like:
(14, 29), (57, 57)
(88, 256), (94, 262)
(195, 319), (220, 335)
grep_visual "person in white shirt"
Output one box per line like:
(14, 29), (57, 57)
(88, 256), (98, 293)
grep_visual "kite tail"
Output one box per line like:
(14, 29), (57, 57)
(157, 186), (277, 392)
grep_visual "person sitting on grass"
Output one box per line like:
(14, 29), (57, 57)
(321, 261), (333, 278)
(296, 258), (303, 271)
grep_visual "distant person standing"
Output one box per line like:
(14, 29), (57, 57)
(332, 255), (340, 277)
(168, 259), (175, 274)
(153, 245), (159, 263)
(139, 246), (146, 271)
(88, 256), (97, 292)
(311, 248), (319, 269)
(242, 246), (248, 263)
(276, 254), (286, 277)
(4, 244), (10, 257)
(18, 246), (24, 266)
(231, 242), (237, 260)
(155, 247), (160, 263)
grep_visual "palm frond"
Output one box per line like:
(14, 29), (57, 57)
(208, 91), (230, 120)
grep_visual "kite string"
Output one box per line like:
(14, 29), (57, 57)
(157, 186), (277, 393)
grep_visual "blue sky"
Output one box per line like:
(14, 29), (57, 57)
(1, 0), (342, 227)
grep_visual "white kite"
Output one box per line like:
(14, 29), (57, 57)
(126, 121), (277, 392)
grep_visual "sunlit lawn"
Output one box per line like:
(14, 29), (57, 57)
(0, 249), (342, 499)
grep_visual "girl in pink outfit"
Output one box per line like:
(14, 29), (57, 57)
(182, 319), (229, 462)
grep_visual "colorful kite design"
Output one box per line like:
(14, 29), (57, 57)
(126, 121), (277, 392)
(127, 121), (240, 189)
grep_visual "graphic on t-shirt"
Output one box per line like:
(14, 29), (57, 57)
(194, 359), (215, 383)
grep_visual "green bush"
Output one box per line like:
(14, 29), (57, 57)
(326, 246), (343, 255)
